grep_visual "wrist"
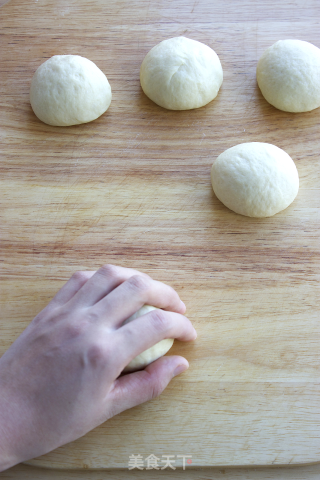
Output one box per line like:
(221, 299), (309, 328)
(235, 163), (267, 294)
(0, 381), (22, 472)
(0, 451), (17, 473)
(0, 425), (20, 472)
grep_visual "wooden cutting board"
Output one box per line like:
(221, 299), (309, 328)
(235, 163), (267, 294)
(0, 0), (320, 469)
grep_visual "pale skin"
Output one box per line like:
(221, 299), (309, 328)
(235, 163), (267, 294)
(0, 264), (197, 472)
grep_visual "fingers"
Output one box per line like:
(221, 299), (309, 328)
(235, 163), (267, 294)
(93, 274), (186, 328)
(106, 356), (189, 417)
(50, 271), (96, 306)
(69, 264), (151, 307)
(113, 309), (196, 369)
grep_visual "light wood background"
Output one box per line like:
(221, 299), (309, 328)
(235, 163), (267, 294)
(0, 0), (319, 473)
(3, 463), (320, 480)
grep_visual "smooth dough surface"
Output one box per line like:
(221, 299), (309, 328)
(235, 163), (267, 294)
(257, 39), (320, 112)
(30, 55), (112, 126)
(123, 305), (174, 373)
(140, 36), (223, 110)
(211, 143), (299, 218)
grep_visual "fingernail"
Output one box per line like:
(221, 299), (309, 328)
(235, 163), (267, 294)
(180, 300), (186, 311)
(173, 363), (188, 377)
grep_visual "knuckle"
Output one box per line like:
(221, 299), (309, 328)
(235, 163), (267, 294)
(98, 264), (118, 278)
(150, 379), (167, 399)
(127, 274), (152, 294)
(119, 323), (136, 345)
(139, 271), (152, 280)
(167, 284), (178, 299)
(72, 271), (90, 284)
(64, 321), (87, 339)
(165, 285), (179, 305)
(31, 310), (46, 325)
(86, 310), (100, 324)
(86, 343), (108, 367)
(150, 309), (170, 333)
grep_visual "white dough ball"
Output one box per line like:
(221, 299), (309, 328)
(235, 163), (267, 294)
(123, 305), (174, 373)
(211, 143), (299, 218)
(256, 40), (320, 112)
(30, 55), (112, 126)
(140, 36), (223, 110)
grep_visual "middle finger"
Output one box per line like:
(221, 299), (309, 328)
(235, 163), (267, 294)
(92, 274), (186, 328)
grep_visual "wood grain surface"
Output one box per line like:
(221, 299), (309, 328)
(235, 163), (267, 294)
(4, 463), (320, 480)
(0, 0), (320, 470)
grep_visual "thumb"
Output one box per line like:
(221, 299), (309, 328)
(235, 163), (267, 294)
(106, 356), (189, 417)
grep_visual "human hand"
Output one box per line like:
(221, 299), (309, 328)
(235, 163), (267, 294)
(0, 265), (196, 471)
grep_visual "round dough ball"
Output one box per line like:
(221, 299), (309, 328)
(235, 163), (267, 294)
(123, 305), (174, 373)
(140, 36), (223, 110)
(211, 142), (299, 218)
(257, 40), (320, 112)
(30, 55), (112, 126)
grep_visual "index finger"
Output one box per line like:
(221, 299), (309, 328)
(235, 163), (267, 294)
(69, 264), (151, 307)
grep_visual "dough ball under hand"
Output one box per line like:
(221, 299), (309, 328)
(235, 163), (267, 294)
(211, 142), (299, 218)
(140, 36), (223, 110)
(30, 55), (112, 126)
(122, 305), (174, 373)
(256, 39), (320, 112)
